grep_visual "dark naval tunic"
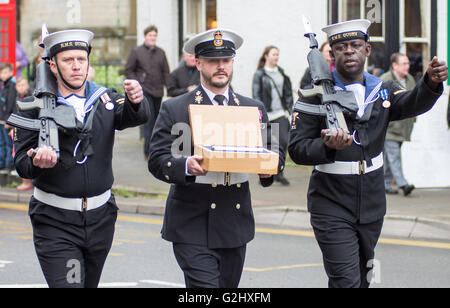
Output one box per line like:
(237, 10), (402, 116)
(289, 72), (443, 224)
(14, 81), (150, 224)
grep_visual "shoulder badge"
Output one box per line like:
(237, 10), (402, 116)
(232, 93), (240, 106)
(291, 112), (300, 130)
(195, 91), (203, 104)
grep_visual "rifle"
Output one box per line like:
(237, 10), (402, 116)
(294, 16), (358, 140)
(7, 61), (77, 159)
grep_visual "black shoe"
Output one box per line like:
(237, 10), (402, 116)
(400, 184), (415, 196)
(385, 188), (399, 195)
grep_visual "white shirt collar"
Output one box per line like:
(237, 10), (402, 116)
(201, 84), (229, 106)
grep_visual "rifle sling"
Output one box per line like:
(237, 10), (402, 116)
(60, 100), (100, 169)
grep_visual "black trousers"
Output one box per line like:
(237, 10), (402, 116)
(310, 213), (383, 288)
(173, 243), (247, 288)
(30, 201), (117, 288)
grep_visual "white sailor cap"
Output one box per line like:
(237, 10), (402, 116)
(184, 29), (243, 59)
(43, 29), (94, 59)
(322, 19), (371, 46)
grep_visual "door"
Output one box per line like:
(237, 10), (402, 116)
(0, 0), (16, 73)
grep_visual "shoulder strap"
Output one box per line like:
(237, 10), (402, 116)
(264, 71), (283, 100)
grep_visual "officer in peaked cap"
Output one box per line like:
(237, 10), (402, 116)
(289, 19), (448, 288)
(149, 29), (284, 288)
(13, 27), (149, 288)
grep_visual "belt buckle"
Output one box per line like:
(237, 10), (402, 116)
(359, 161), (366, 175)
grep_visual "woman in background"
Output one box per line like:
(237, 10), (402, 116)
(252, 46), (293, 185)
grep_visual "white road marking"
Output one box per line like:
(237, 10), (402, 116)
(0, 260), (13, 269)
(140, 280), (185, 288)
(0, 280), (182, 288)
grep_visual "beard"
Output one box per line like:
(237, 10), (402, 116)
(201, 70), (232, 89)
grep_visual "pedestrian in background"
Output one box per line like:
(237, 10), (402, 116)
(16, 42), (29, 79)
(0, 63), (17, 173)
(381, 53), (417, 196)
(125, 25), (170, 159)
(167, 50), (200, 98)
(252, 45), (293, 185)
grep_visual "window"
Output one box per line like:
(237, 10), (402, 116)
(400, 0), (430, 80)
(183, 0), (217, 38)
(206, 0), (217, 30)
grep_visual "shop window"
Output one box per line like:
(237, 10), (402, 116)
(206, 0), (217, 30)
(401, 0), (430, 80)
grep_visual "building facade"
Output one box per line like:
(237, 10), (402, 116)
(15, 0), (450, 187)
(140, 0), (449, 187)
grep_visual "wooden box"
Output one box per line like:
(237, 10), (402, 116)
(188, 104), (279, 174)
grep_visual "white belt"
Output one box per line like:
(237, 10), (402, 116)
(34, 187), (111, 212)
(195, 172), (249, 186)
(315, 152), (384, 175)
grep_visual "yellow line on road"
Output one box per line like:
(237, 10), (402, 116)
(256, 227), (315, 238)
(2, 203), (450, 250)
(244, 263), (323, 272)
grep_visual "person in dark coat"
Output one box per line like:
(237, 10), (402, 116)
(125, 25), (170, 158)
(167, 50), (200, 97)
(148, 29), (284, 288)
(252, 45), (293, 185)
(289, 19), (447, 288)
(13, 28), (149, 288)
(380, 53), (417, 196)
(0, 63), (17, 171)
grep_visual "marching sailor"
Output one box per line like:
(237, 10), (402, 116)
(13, 28), (149, 288)
(289, 19), (448, 288)
(148, 29), (284, 288)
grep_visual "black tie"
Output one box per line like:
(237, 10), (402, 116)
(214, 95), (226, 106)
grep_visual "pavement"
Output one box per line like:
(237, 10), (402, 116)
(1, 127), (450, 242)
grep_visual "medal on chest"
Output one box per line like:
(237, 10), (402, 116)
(380, 89), (391, 109)
(101, 93), (115, 110)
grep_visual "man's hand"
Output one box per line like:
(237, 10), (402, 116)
(124, 79), (144, 104)
(322, 128), (353, 150)
(187, 155), (208, 176)
(27, 146), (57, 169)
(426, 57), (448, 90)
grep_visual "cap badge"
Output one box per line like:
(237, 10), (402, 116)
(214, 31), (224, 47)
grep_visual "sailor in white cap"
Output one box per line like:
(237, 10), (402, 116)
(13, 27), (149, 288)
(149, 29), (284, 288)
(289, 19), (447, 288)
